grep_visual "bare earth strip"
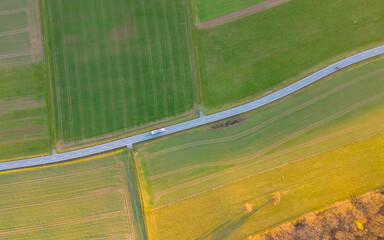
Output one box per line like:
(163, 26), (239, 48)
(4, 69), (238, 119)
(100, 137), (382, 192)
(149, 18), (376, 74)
(0, 28), (28, 37)
(196, 0), (291, 29)
(0, 8), (26, 16)
(27, 0), (43, 63)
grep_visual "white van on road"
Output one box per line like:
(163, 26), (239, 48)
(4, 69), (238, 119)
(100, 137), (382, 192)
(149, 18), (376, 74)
(151, 128), (165, 135)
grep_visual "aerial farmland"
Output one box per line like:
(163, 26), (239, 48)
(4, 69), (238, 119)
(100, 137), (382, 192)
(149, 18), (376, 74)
(0, 0), (384, 239)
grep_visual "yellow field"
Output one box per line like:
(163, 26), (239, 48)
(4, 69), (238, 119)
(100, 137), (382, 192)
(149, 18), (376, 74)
(146, 133), (384, 239)
(0, 150), (145, 239)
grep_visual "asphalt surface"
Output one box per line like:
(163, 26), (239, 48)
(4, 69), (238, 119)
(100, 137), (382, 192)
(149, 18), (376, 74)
(1, 46), (384, 171)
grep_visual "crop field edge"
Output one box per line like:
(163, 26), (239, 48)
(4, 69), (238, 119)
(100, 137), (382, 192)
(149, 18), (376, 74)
(38, 0), (56, 153)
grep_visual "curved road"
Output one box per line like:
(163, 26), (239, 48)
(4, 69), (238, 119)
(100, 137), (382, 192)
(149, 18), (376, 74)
(1, 46), (384, 171)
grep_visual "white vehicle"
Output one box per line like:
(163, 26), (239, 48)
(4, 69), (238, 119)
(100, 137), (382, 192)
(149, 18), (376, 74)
(151, 128), (165, 135)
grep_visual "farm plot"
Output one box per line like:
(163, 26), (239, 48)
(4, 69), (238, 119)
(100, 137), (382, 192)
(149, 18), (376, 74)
(134, 57), (384, 238)
(0, 63), (50, 161)
(0, 150), (146, 239)
(197, 0), (384, 113)
(0, 0), (49, 161)
(149, 134), (384, 240)
(0, 0), (42, 67)
(41, 0), (197, 149)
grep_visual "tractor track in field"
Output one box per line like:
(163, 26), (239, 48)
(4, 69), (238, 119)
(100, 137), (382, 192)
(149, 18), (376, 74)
(0, 46), (383, 171)
(152, 91), (384, 200)
(196, 0), (291, 29)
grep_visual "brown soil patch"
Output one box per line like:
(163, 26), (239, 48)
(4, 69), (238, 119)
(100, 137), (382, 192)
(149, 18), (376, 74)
(109, 24), (134, 41)
(196, 0), (291, 29)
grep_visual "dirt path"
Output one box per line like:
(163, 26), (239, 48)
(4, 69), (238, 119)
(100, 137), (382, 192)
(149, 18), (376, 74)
(196, 0), (291, 29)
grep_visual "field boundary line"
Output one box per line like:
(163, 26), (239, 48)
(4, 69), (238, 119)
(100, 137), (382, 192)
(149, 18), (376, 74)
(0, 28), (29, 37)
(0, 187), (122, 211)
(0, 163), (118, 188)
(47, 0), (64, 142)
(113, 156), (134, 235)
(27, 0), (43, 63)
(0, 8), (26, 16)
(146, 67), (384, 159)
(153, 132), (384, 210)
(153, 92), (384, 200)
(0, 210), (123, 236)
(0, 50), (37, 60)
(196, 0), (291, 29)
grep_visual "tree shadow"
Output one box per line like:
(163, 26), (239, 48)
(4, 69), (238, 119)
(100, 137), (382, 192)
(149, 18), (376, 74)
(196, 201), (270, 240)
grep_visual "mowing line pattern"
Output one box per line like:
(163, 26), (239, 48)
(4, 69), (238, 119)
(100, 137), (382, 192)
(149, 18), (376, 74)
(43, 0), (197, 147)
(0, 153), (140, 239)
(137, 59), (384, 207)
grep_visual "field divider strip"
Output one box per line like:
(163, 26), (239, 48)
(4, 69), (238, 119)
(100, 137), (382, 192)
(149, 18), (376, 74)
(0, 28), (29, 37)
(0, 8), (26, 16)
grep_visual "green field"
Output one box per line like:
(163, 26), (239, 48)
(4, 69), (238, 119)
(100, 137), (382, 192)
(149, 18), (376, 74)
(0, 64), (50, 161)
(135, 57), (384, 238)
(197, 0), (384, 112)
(193, 0), (265, 22)
(0, 150), (146, 239)
(42, 0), (197, 148)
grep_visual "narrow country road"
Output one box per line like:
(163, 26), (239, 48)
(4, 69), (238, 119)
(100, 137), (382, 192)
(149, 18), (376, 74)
(1, 46), (383, 171)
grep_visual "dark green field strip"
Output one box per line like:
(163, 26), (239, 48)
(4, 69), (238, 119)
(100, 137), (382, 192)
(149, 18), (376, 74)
(137, 57), (384, 205)
(43, 0), (196, 143)
(198, 0), (384, 112)
(194, 0), (265, 22)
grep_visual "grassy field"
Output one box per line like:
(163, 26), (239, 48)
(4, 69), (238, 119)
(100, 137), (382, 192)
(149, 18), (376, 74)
(0, 150), (147, 239)
(149, 134), (384, 239)
(135, 57), (384, 238)
(0, 0), (42, 67)
(193, 0), (265, 22)
(197, 0), (384, 112)
(0, 0), (49, 161)
(0, 64), (50, 161)
(41, 0), (197, 148)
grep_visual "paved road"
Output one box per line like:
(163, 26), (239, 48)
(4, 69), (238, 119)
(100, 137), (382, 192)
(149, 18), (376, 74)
(1, 46), (384, 171)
